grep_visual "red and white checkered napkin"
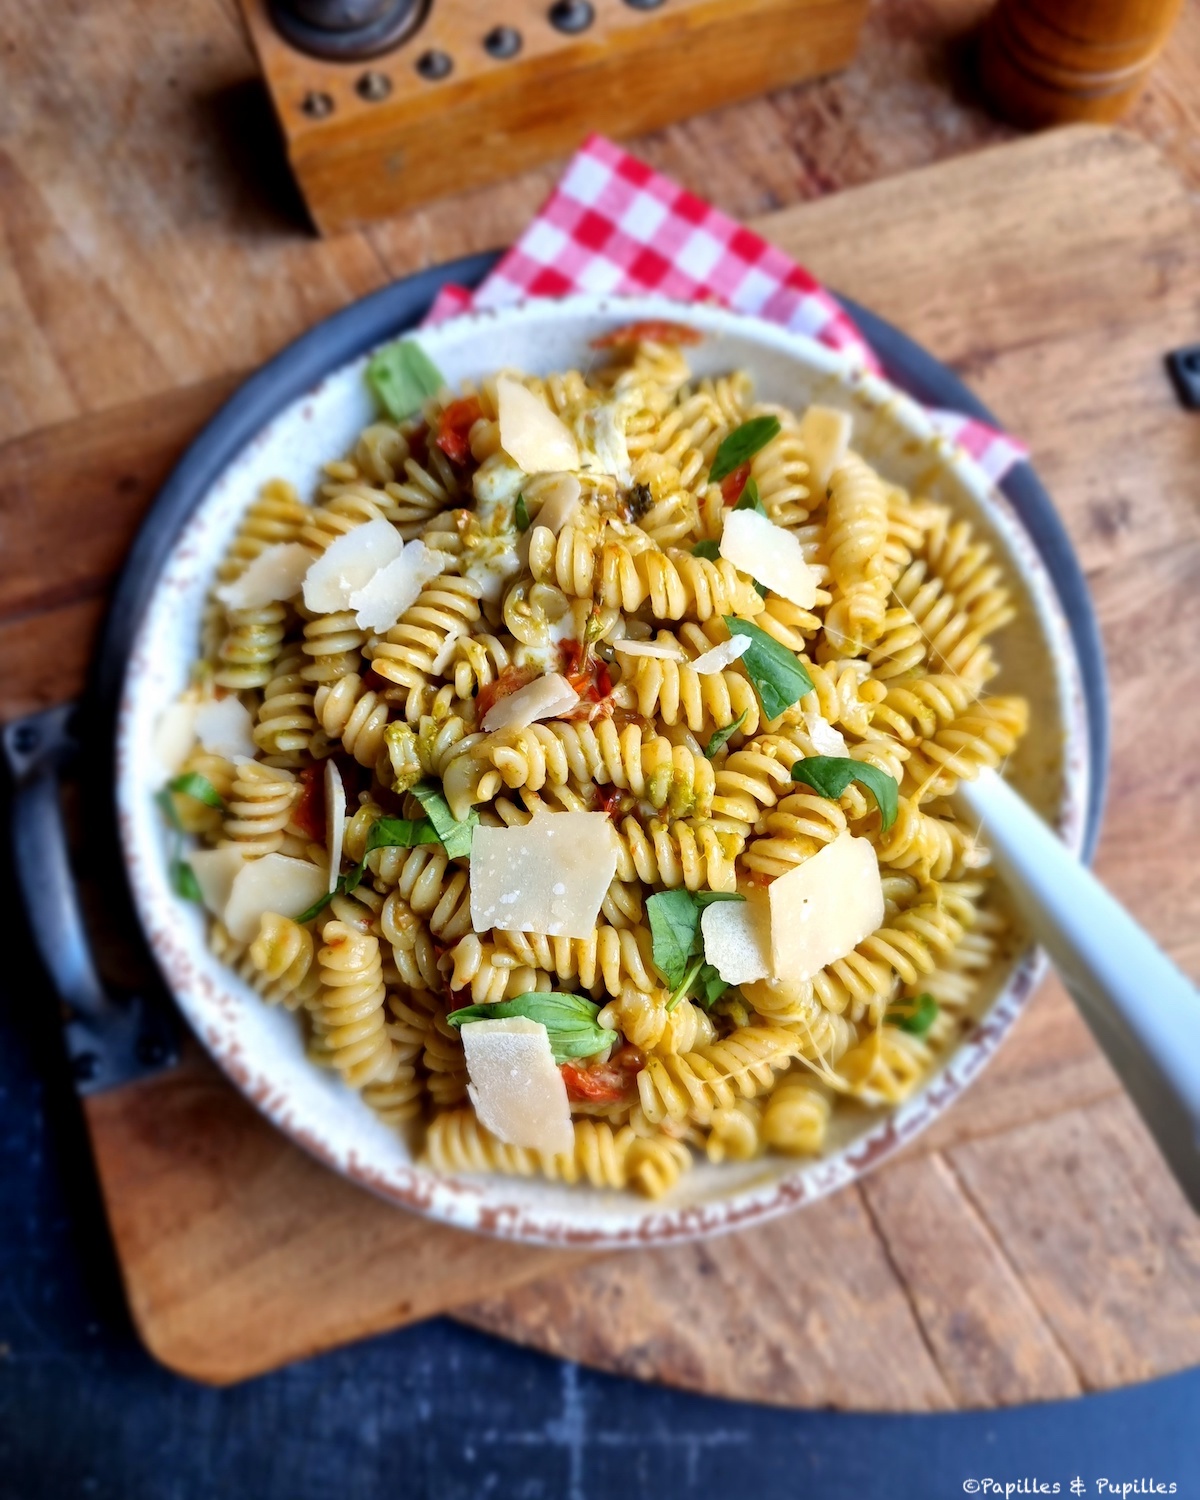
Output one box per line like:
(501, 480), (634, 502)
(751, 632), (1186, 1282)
(425, 134), (1026, 482)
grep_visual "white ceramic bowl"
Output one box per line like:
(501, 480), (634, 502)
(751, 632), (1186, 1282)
(116, 294), (1089, 1248)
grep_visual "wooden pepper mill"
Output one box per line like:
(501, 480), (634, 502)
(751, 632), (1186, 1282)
(979, 0), (1184, 126)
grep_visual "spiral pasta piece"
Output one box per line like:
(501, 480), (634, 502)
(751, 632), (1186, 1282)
(637, 1026), (801, 1127)
(219, 761), (298, 855)
(312, 921), (394, 1088)
(247, 912), (319, 1010)
(254, 647), (318, 764)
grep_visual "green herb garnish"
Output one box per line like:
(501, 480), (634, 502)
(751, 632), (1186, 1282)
(446, 992), (611, 1064)
(294, 814), (438, 923)
(646, 888), (744, 994)
(790, 755), (899, 832)
(709, 417), (781, 484)
(157, 781), (215, 905)
(366, 339), (444, 420)
(694, 961), (729, 1009)
(704, 709), (748, 759)
(887, 993), (939, 1036)
(173, 858), (204, 903)
(514, 493), (530, 532)
(722, 617), (814, 722)
(168, 771), (225, 809)
(411, 779), (478, 859)
(733, 477), (766, 516)
(692, 540), (720, 561)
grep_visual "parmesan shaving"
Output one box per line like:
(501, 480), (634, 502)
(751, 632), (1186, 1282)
(348, 540), (444, 632)
(195, 695), (256, 761)
(689, 636), (752, 675)
(481, 672), (580, 733)
(533, 473), (581, 535)
(469, 812), (619, 938)
(803, 709), (849, 757)
(497, 377), (579, 474)
(575, 402), (632, 487)
(154, 700), (199, 775)
(613, 639), (685, 661)
(700, 890), (773, 985)
(769, 831), (884, 982)
(223, 854), (328, 945)
(302, 518), (403, 613)
(461, 1017), (573, 1155)
(325, 759), (345, 894)
(718, 509), (820, 609)
(800, 405), (853, 494)
(215, 543), (313, 610)
(189, 847), (249, 919)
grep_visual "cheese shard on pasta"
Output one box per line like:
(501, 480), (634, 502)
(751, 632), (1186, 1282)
(690, 636), (752, 675)
(325, 759), (346, 894)
(224, 854), (328, 944)
(348, 540), (444, 632)
(533, 473), (581, 535)
(800, 405), (852, 494)
(701, 889), (773, 985)
(195, 695), (256, 760)
(803, 709), (849, 757)
(769, 831), (884, 982)
(613, 639), (685, 661)
(154, 700), (199, 774)
(481, 672), (580, 733)
(462, 1017), (574, 1154)
(215, 543), (314, 611)
(302, 518), (403, 613)
(718, 510), (820, 609)
(575, 402), (632, 487)
(469, 813), (618, 938)
(189, 847), (250, 919)
(497, 377), (580, 474)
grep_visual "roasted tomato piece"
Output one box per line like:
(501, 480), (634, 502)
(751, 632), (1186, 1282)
(720, 461), (751, 506)
(292, 763), (327, 843)
(561, 1045), (645, 1103)
(476, 664), (539, 721)
(594, 786), (623, 818)
(435, 396), (482, 465)
(590, 320), (703, 349)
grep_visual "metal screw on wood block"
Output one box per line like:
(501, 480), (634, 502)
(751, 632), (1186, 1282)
(485, 25), (522, 59)
(1166, 346), (1200, 410)
(301, 90), (335, 118)
(356, 70), (392, 100)
(270, 0), (426, 61)
(549, 0), (594, 33)
(416, 49), (452, 80)
(624, 0), (665, 8)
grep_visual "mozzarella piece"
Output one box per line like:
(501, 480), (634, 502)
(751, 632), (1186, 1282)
(469, 812), (619, 938)
(302, 519), (403, 613)
(613, 639), (685, 661)
(689, 635), (752, 675)
(325, 759), (346, 894)
(701, 890), (773, 985)
(461, 1017), (574, 1155)
(349, 540), (444, 632)
(215, 543), (313, 610)
(223, 854), (328, 944)
(154, 700), (199, 775)
(189, 847), (250, 919)
(533, 473), (581, 535)
(800, 405), (853, 494)
(769, 831), (885, 982)
(803, 709), (849, 757)
(473, 451), (526, 507)
(497, 377), (579, 474)
(482, 672), (580, 733)
(719, 509), (820, 609)
(575, 402), (632, 486)
(194, 695), (256, 760)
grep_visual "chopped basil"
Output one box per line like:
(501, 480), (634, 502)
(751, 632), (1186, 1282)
(647, 887), (744, 992)
(790, 755), (899, 832)
(709, 416), (781, 484)
(294, 814), (438, 923)
(733, 477), (767, 516)
(446, 991), (610, 1064)
(411, 779), (478, 859)
(168, 771), (225, 810)
(366, 339), (443, 420)
(173, 859), (204, 903)
(692, 539), (720, 561)
(704, 709), (748, 759)
(514, 493), (530, 532)
(722, 617), (814, 722)
(694, 961), (729, 1009)
(887, 993), (939, 1036)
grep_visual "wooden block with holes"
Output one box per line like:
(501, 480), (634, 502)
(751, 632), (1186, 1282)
(238, 0), (869, 234)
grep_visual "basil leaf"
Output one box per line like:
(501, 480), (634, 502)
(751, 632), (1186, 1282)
(722, 617), (814, 722)
(296, 815), (439, 921)
(692, 539), (720, 561)
(887, 993), (939, 1036)
(647, 888), (745, 989)
(692, 891), (745, 909)
(704, 709), (748, 759)
(411, 780), (478, 859)
(366, 339), (443, 420)
(446, 992), (610, 1064)
(514, 493), (530, 532)
(173, 858), (204, 903)
(733, 477), (766, 516)
(169, 771), (225, 810)
(666, 954), (705, 1013)
(295, 888), (338, 924)
(709, 417), (781, 484)
(790, 755), (899, 832)
(753, 581), (768, 599)
(695, 962), (729, 1009)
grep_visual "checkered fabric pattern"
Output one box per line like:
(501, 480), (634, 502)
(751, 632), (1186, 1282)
(425, 135), (1026, 482)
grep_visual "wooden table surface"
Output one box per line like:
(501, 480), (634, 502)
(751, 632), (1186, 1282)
(3, 0), (1200, 1408)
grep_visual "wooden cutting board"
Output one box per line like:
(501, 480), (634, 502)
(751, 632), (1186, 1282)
(4, 125), (1200, 1408)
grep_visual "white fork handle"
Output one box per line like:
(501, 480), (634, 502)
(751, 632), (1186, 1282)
(955, 768), (1200, 1213)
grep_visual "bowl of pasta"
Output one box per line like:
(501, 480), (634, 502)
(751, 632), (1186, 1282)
(116, 293), (1089, 1246)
